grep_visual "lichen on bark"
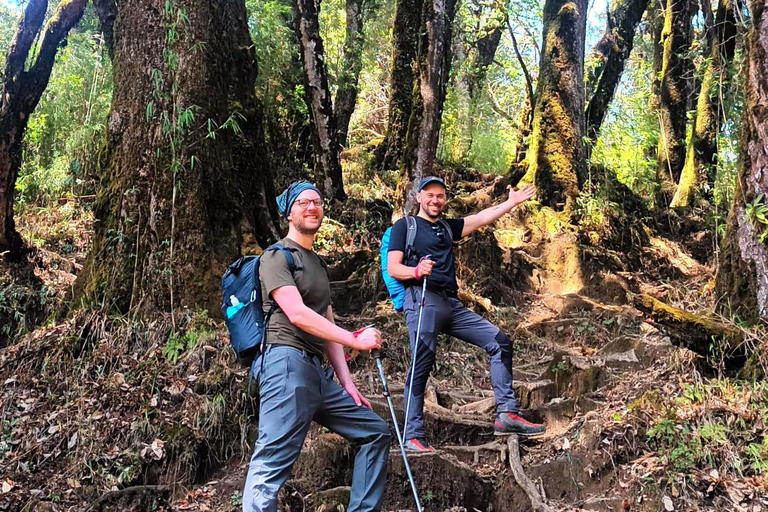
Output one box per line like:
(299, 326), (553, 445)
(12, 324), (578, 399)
(522, 0), (588, 214)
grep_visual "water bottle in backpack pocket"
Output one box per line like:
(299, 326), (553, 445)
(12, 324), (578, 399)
(221, 245), (299, 367)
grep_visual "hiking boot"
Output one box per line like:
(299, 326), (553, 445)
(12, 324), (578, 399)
(404, 438), (437, 452)
(494, 412), (546, 437)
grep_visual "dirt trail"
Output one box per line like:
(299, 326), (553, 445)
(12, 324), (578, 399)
(2, 193), (764, 512)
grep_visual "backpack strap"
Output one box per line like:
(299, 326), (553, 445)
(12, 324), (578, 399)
(404, 216), (418, 264)
(259, 243), (303, 315)
(438, 219), (454, 245)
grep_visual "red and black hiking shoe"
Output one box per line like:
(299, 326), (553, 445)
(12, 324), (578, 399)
(404, 438), (437, 452)
(494, 412), (546, 437)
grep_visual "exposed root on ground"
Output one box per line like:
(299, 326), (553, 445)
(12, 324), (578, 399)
(506, 435), (555, 512)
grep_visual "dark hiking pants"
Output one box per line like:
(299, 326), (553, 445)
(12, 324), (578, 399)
(243, 345), (391, 512)
(402, 287), (517, 441)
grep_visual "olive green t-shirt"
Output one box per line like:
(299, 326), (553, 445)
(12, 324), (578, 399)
(260, 237), (330, 358)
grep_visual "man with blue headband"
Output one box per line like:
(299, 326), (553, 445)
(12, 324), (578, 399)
(243, 181), (391, 512)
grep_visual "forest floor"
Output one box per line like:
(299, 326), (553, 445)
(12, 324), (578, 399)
(2, 167), (768, 512)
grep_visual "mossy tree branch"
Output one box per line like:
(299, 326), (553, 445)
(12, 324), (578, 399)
(584, 0), (651, 145)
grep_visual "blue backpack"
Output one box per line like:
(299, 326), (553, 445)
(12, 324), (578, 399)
(221, 244), (300, 366)
(380, 217), (452, 311)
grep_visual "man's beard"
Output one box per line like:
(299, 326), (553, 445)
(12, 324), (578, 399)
(294, 217), (322, 235)
(421, 205), (442, 220)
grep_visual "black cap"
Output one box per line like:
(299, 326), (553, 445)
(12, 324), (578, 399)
(417, 176), (447, 192)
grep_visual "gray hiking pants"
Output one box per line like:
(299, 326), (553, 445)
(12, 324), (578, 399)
(243, 345), (391, 512)
(403, 287), (517, 441)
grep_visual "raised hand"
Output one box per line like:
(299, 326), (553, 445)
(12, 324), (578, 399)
(509, 185), (536, 206)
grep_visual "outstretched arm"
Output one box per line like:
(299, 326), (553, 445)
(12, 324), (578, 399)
(270, 286), (381, 352)
(461, 185), (535, 237)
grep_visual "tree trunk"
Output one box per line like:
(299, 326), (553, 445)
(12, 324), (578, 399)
(521, 0), (588, 213)
(294, 0), (346, 200)
(715, 0), (768, 323)
(467, 23), (504, 100)
(333, 0), (371, 148)
(74, 0), (280, 318)
(655, 0), (693, 204)
(585, 0), (651, 144)
(455, 16), (504, 160)
(399, 0), (460, 212)
(670, 0), (736, 208)
(0, 0), (87, 262)
(374, 0), (424, 171)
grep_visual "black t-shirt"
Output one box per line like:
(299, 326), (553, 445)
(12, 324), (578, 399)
(388, 216), (464, 293)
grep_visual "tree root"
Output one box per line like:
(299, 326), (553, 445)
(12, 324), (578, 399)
(507, 435), (555, 512)
(87, 485), (171, 512)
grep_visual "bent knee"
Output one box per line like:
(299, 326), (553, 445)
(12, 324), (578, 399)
(493, 330), (513, 355)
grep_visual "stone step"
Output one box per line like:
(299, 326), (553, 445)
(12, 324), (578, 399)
(539, 352), (605, 398)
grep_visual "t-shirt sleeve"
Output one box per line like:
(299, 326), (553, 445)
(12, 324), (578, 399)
(387, 218), (408, 252)
(259, 250), (297, 297)
(446, 218), (465, 241)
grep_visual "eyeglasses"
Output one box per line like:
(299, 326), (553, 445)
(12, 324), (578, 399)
(295, 198), (323, 209)
(431, 223), (445, 239)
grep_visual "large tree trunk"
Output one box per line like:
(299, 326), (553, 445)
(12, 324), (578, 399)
(655, 0), (693, 204)
(715, 0), (768, 323)
(521, 0), (588, 213)
(399, 0), (460, 212)
(0, 0), (87, 262)
(373, 0), (424, 171)
(670, 0), (736, 208)
(294, 0), (346, 200)
(585, 0), (651, 144)
(334, 0), (371, 148)
(74, 0), (280, 318)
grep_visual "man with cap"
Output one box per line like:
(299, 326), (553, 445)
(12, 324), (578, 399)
(387, 176), (545, 452)
(243, 180), (391, 512)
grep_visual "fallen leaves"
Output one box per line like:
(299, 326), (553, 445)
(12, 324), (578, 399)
(141, 438), (166, 461)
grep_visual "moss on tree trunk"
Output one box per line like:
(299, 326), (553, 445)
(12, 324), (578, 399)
(522, 0), (588, 213)
(374, 0), (424, 171)
(670, 0), (736, 208)
(398, 0), (459, 213)
(655, 0), (693, 204)
(74, 0), (280, 318)
(294, 0), (347, 200)
(0, 0), (88, 262)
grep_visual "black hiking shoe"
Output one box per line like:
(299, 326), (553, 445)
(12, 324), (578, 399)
(494, 412), (546, 437)
(404, 438), (437, 452)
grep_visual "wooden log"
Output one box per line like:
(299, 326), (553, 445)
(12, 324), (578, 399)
(633, 293), (744, 358)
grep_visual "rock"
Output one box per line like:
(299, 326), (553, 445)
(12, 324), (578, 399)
(603, 349), (641, 369)
(313, 486), (350, 512)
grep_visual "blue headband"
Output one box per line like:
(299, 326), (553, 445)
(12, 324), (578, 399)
(276, 180), (321, 218)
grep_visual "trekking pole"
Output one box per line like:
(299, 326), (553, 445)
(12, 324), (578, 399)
(372, 348), (424, 512)
(403, 255), (430, 442)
